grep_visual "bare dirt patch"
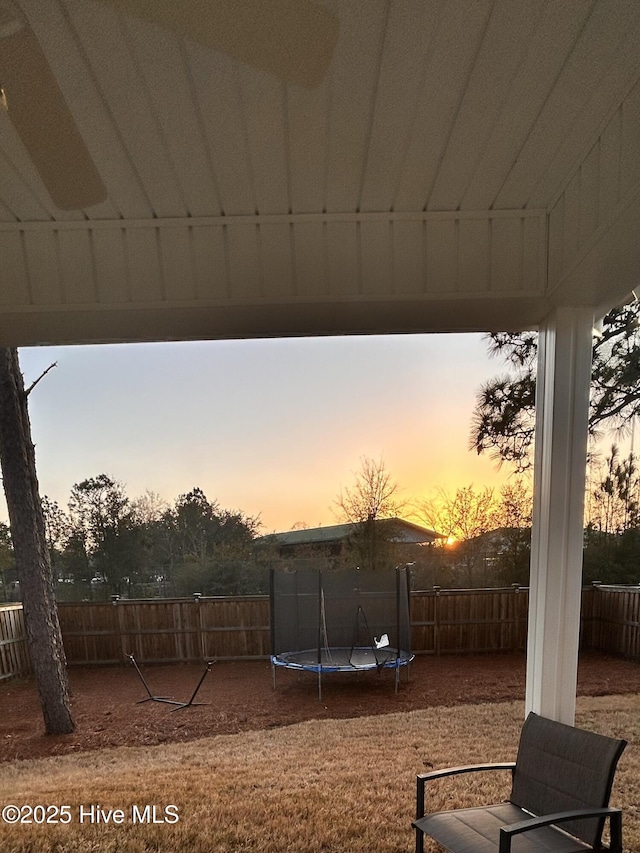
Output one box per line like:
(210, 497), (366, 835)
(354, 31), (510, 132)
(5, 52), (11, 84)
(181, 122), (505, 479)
(2, 651), (639, 763)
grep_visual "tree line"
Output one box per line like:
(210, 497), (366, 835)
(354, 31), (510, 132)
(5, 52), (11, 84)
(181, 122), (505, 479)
(330, 441), (639, 589)
(0, 477), (266, 601)
(1, 446), (637, 602)
(414, 446), (640, 589)
(332, 455), (534, 588)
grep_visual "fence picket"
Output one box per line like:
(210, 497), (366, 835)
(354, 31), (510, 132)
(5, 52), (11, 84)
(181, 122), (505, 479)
(0, 604), (30, 681)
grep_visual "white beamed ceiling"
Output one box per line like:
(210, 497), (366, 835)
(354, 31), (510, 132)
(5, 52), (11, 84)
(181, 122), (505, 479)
(1, 0), (639, 345)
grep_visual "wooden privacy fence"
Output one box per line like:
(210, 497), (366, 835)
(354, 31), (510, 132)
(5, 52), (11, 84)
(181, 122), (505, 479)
(581, 584), (640, 659)
(2, 584), (640, 677)
(0, 604), (30, 681)
(57, 588), (530, 666)
(412, 586), (529, 654)
(58, 595), (271, 666)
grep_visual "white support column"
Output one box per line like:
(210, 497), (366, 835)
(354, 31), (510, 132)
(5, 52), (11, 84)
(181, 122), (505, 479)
(525, 306), (594, 725)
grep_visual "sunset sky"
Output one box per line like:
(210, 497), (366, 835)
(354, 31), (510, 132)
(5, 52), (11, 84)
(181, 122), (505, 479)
(10, 334), (522, 533)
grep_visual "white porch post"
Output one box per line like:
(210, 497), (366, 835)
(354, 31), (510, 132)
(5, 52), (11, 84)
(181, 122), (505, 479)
(525, 306), (594, 725)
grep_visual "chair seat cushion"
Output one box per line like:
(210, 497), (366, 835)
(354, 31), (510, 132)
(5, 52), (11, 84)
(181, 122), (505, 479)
(413, 803), (592, 853)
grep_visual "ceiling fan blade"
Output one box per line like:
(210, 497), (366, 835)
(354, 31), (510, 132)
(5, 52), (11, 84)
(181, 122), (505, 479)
(103, 0), (339, 88)
(0, 7), (107, 210)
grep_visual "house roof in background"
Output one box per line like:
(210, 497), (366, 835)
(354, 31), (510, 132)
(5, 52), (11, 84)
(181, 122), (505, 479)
(261, 517), (443, 547)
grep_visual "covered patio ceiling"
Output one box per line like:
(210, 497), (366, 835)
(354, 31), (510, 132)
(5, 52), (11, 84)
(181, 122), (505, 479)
(0, 0), (639, 347)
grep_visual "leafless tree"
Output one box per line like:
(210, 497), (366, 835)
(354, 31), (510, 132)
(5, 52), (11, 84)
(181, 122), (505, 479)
(419, 485), (498, 585)
(335, 456), (404, 569)
(335, 456), (403, 524)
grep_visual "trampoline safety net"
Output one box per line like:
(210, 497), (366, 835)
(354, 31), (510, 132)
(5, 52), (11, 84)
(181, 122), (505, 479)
(270, 566), (413, 698)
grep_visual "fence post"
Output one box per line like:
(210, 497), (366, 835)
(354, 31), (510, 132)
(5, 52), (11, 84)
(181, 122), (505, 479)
(193, 593), (205, 661)
(433, 586), (441, 656)
(511, 584), (520, 651)
(591, 581), (602, 651)
(111, 595), (126, 663)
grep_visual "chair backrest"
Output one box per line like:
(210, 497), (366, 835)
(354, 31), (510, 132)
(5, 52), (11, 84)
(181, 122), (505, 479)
(510, 712), (627, 848)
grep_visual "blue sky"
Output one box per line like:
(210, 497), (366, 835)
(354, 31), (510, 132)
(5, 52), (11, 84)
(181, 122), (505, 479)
(13, 333), (518, 533)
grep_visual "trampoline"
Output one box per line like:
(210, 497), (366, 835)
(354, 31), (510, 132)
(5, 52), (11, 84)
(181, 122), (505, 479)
(270, 566), (414, 700)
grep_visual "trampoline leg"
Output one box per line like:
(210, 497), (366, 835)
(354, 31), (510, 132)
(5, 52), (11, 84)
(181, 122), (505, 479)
(272, 662), (276, 692)
(318, 669), (322, 703)
(395, 666), (400, 694)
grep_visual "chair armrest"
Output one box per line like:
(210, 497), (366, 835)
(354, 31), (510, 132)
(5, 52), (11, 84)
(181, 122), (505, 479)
(498, 807), (623, 853)
(417, 763), (516, 820)
(415, 763), (516, 853)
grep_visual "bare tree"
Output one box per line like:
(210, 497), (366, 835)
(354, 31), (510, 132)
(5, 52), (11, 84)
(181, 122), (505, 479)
(493, 479), (533, 585)
(0, 349), (74, 734)
(335, 456), (404, 569)
(419, 485), (497, 586)
(131, 490), (170, 526)
(335, 456), (403, 523)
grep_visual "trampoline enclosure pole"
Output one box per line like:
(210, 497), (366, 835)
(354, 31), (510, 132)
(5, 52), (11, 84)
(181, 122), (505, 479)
(395, 567), (401, 692)
(317, 569), (323, 702)
(269, 569), (276, 691)
(269, 568), (275, 658)
(317, 569), (322, 667)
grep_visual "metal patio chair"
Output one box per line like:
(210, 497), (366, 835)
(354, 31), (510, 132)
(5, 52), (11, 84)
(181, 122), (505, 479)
(413, 712), (627, 853)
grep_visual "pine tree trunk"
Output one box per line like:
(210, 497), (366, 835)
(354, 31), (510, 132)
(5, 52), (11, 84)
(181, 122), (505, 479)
(0, 348), (74, 734)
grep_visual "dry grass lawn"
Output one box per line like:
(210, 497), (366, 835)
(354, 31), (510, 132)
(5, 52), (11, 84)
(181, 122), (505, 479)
(0, 695), (638, 853)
